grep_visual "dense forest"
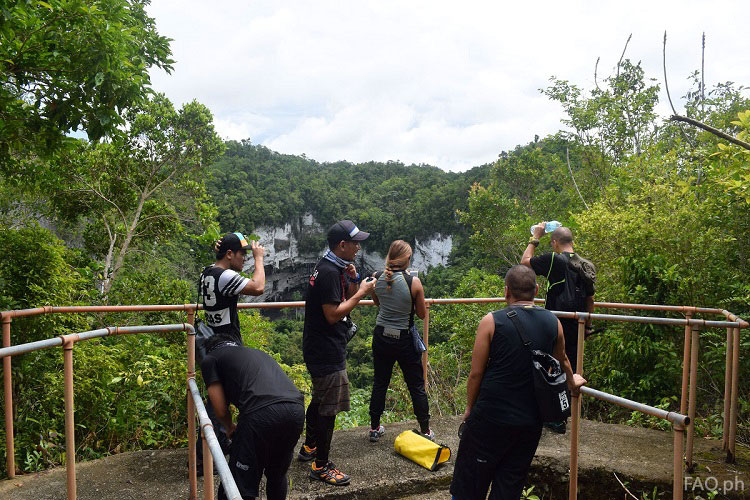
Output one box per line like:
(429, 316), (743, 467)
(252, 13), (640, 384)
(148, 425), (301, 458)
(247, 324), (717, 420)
(1, 0), (750, 482)
(207, 140), (490, 254)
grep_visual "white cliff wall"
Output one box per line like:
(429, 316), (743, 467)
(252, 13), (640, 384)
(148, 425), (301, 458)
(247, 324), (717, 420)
(244, 215), (452, 302)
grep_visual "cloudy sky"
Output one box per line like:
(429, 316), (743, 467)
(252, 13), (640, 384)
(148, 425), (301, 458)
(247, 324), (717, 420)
(146, 1), (749, 171)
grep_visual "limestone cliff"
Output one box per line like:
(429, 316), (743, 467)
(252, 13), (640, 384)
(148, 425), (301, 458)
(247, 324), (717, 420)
(243, 214), (453, 302)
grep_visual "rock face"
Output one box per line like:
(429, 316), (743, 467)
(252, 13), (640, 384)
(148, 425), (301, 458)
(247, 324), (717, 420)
(245, 214), (453, 302)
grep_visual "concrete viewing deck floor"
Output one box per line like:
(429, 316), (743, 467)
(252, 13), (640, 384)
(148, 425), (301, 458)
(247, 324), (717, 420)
(1, 415), (748, 499)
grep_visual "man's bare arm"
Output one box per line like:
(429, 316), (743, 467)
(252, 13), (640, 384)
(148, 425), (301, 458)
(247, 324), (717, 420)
(206, 382), (236, 437)
(551, 319), (586, 394)
(240, 241), (266, 296)
(521, 222), (545, 268)
(463, 313), (494, 421)
(322, 277), (376, 324)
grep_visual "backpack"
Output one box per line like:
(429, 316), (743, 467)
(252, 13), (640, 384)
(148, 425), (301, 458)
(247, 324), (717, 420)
(569, 253), (596, 288)
(546, 252), (591, 312)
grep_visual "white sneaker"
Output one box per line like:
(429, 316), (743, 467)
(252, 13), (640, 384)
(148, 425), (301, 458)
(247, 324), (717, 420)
(369, 425), (385, 442)
(423, 429), (435, 441)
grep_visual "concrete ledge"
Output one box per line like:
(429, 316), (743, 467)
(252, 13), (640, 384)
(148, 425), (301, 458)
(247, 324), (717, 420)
(1, 416), (748, 499)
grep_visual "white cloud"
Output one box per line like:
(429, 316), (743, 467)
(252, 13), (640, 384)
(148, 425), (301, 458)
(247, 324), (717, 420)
(147, 0), (750, 171)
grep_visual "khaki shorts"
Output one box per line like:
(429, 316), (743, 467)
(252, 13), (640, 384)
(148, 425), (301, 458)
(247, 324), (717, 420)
(311, 369), (350, 416)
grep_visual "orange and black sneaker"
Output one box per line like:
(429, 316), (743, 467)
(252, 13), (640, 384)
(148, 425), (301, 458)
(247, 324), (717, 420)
(309, 461), (351, 486)
(297, 444), (317, 462)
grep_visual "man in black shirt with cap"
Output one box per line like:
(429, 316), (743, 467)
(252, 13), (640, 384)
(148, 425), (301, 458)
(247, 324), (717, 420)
(298, 220), (376, 486)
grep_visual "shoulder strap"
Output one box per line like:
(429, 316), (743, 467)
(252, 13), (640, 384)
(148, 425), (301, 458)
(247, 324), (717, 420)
(403, 272), (415, 327)
(546, 252), (566, 291)
(506, 308), (532, 350)
(195, 267), (208, 321)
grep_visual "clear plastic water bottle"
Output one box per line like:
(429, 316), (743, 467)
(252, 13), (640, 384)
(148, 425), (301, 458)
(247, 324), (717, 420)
(530, 220), (562, 235)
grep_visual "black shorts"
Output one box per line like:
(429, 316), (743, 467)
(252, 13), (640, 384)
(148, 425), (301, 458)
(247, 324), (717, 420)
(450, 412), (542, 500)
(220, 401), (304, 499)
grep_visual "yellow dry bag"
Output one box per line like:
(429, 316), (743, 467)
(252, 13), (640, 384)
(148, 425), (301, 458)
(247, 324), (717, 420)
(393, 430), (451, 471)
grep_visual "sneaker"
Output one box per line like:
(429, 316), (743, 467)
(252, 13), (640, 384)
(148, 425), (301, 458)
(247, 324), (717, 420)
(422, 429), (435, 441)
(309, 461), (351, 486)
(544, 421), (566, 434)
(369, 425), (385, 442)
(297, 444), (317, 462)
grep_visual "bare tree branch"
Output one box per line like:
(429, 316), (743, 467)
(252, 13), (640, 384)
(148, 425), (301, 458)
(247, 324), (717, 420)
(566, 148), (589, 210)
(701, 32), (706, 114)
(670, 115), (750, 151)
(616, 34), (632, 79)
(594, 56), (601, 91)
(613, 472), (639, 500)
(663, 31), (695, 147)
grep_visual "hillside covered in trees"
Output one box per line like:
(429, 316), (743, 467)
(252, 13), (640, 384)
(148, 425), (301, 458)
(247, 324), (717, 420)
(1, 0), (750, 483)
(206, 140), (490, 254)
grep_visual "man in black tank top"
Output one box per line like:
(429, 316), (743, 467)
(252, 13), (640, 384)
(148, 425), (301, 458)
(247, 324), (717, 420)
(450, 265), (586, 500)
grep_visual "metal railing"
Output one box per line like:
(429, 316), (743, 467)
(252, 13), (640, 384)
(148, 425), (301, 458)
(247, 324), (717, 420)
(0, 323), (242, 500)
(0, 298), (747, 500)
(573, 385), (689, 500)
(188, 378), (241, 500)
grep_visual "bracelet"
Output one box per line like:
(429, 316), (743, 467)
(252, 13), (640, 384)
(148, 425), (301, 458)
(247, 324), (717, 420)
(346, 273), (361, 284)
(528, 237), (540, 247)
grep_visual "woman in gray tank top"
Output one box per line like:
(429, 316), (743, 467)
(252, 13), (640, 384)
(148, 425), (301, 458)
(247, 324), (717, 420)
(367, 240), (433, 442)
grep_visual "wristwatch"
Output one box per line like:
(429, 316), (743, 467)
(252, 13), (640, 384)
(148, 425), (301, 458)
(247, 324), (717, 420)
(346, 272), (361, 284)
(528, 237), (540, 247)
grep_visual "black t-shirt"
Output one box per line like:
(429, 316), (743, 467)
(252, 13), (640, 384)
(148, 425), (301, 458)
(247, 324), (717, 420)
(200, 265), (249, 346)
(472, 305), (559, 426)
(200, 345), (303, 415)
(530, 251), (594, 312)
(302, 258), (349, 376)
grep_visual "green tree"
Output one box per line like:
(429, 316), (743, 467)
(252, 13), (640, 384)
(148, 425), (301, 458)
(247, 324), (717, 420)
(48, 94), (224, 296)
(0, 0), (173, 169)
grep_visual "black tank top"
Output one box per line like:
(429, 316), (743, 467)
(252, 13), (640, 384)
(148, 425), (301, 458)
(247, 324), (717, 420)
(472, 305), (558, 426)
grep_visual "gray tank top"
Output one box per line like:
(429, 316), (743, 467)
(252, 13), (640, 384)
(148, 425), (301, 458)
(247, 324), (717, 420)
(374, 272), (412, 330)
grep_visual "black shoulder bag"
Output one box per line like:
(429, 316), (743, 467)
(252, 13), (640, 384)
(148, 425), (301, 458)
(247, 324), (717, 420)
(404, 271), (427, 354)
(506, 308), (571, 422)
(193, 268), (216, 364)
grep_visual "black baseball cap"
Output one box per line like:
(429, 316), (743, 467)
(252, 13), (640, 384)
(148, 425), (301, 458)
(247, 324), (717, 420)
(217, 232), (252, 255)
(327, 220), (370, 246)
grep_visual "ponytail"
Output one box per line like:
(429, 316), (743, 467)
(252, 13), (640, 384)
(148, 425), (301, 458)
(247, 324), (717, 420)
(382, 240), (412, 291)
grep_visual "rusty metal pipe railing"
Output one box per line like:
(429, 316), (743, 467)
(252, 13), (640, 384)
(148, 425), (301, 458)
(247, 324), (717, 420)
(0, 299), (739, 315)
(422, 303), (430, 389)
(0, 324), (194, 499)
(186, 310), (198, 500)
(188, 378), (241, 500)
(679, 315), (692, 419)
(569, 320), (586, 500)
(686, 327), (700, 469)
(0, 300), (746, 482)
(580, 387), (690, 427)
(728, 326), (741, 463)
(61, 335), (76, 499)
(722, 327), (733, 451)
(2, 315), (14, 478)
(572, 386), (690, 500)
